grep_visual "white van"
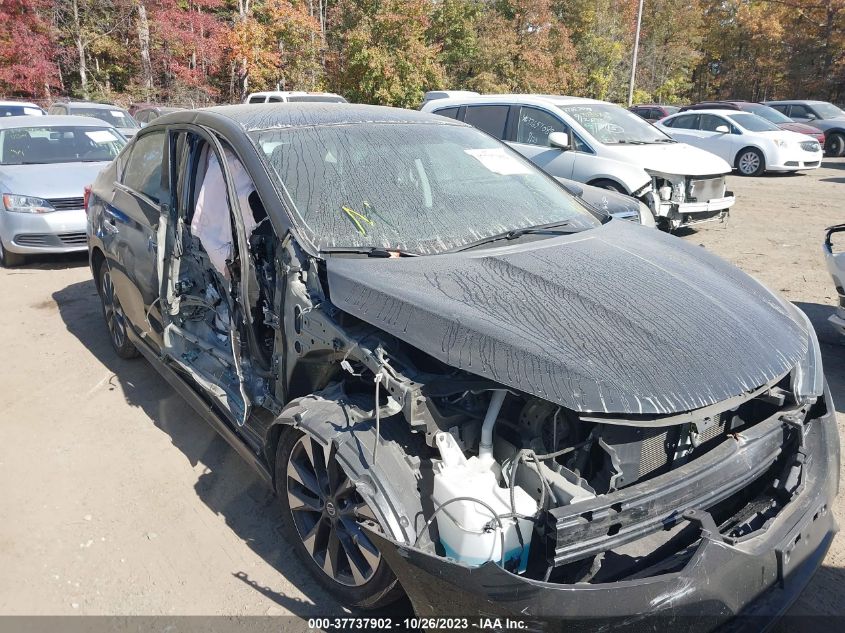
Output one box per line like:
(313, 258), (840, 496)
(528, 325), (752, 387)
(244, 91), (347, 104)
(421, 94), (736, 230)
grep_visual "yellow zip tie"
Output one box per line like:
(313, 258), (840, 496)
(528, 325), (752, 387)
(342, 205), (374, 235)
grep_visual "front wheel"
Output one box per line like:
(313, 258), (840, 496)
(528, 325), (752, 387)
(0, 239), (25, 267)
(276, 427), (403, 609)
(826, 132), (845, 157)
(736, 148), (765, 176)
(98, 264), (139, 359)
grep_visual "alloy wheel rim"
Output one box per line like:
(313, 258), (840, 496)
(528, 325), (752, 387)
(833, 137), (844, 154)
(101, 270), (126, 349)
(739, 152), (760, 174)
(286, 434), (382, 587)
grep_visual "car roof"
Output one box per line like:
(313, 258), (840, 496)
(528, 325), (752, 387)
(0, 114), (116, 129)
(764, 99), (828, 105)
(670, 109), (747, 116)
(249, 91), (344, 97)
(424, 93), (607, 110)
(155, 103), (463, 133)
(0, 100), (42, 107)
(62, 101), (129, 110)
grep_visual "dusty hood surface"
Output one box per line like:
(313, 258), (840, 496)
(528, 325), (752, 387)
(326, 220), (808, 415)
(604, 141), (733, 176)
(0, 162), (110, 199)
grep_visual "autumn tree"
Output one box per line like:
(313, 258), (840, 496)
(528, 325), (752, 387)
(0, 0), (60, 97)
(227, 0), (322, 100)
(326, 0), (444, 107)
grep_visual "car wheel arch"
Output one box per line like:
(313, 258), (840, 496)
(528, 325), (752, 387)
(735, 145), (766, 170)
(587, 177), (630, 194)
(266, 386), (428, 546)
(90, 246), (107, 283)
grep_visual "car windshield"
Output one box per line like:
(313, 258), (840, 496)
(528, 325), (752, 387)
(813, 102), (845, 119)
(72, 106), (139, 128)
(252, 123), (600, 255)
(1, 105), (44, 117)
(727, 113), (781, 132)
(559, 103), (671, 144)
(663, 106), (680, 115)
(0, 125), (126, 165)
(743, 103), (791, 124)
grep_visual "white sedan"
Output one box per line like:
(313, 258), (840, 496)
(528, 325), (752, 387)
(656, 109), (823, 176)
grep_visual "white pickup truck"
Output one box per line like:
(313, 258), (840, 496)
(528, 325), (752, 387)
(422, 94), (736, 231)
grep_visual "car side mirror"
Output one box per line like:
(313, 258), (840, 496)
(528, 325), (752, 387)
(806, 114), (817, 121)
(548, 131), (571, 150)
(715, 125), (730, 134)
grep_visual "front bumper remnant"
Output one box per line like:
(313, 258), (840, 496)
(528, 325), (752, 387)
(370, 388), (839, 631)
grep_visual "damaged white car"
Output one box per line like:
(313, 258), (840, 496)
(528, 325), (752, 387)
(87, 104), (838, 629)
(421, 94), (736, 231)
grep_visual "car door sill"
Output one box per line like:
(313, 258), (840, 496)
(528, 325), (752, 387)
(127, 326), (274, 487)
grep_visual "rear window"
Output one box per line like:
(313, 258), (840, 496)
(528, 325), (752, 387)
(464, 105), (509, 139)
(71, 106), (139, 128)
(666, 114), (698, 129)
(433, 107), (460, 120)
(248, 96), (266, 104)
(0, 105), (44, 117)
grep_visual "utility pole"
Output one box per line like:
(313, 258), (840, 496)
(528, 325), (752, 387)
(627, 0), (645, 107)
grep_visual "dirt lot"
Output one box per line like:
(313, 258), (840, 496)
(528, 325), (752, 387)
(0, 159), (843, 624)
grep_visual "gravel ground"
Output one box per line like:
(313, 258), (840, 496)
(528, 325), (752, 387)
(0, 159), (842, 624)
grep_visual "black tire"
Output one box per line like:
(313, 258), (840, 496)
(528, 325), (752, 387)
(590, 179), (626, 193)
(0, 239), (25, 267)
(826, 132), (845, 157)
(276, 426), (407, 609)
(735, 147), (765, 176)
(98, 263), (139, 359)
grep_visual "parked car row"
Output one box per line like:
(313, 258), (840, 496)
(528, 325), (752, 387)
(656, 110), (823, 176)
(631, 98), (845, 157)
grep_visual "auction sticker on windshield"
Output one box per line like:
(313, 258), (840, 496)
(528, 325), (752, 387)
(464, 148), (532, 176)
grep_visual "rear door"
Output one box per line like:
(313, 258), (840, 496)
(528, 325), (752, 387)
(106, 129), (167, 349)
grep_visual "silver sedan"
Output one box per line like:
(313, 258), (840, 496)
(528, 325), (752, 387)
(0, 115), (125, 266)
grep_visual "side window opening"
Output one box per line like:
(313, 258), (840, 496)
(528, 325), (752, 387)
(516, 107), (568, 146)
(699, 114), (725, 132)
(122, 131), (166, 203)
(464, 105), (509, 139)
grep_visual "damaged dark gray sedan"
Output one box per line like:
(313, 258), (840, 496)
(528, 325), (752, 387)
(86, 104), (839, 629)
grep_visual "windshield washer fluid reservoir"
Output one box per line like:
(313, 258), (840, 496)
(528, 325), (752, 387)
(432, 432), (536, 573)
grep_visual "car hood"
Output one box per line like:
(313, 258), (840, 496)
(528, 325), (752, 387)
(326, 219), (808, 415)
(778, 121), (824, 136)
(603, 141), (733, 176)
(0, 162), (110, 199)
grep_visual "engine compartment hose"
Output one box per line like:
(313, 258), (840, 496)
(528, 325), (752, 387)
(478, 389), (507, 466)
